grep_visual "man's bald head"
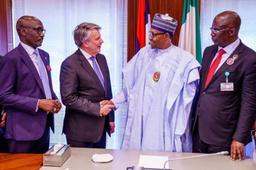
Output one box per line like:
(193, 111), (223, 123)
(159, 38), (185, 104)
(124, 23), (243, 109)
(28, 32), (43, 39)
(214, 11), (241, 35)
(16, 16), (42, 36)
(16, 15), (45, 48)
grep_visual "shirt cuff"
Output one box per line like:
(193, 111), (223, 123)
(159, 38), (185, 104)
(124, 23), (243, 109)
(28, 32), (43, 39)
(36, 100), (39, 112)
(110, 99), (118, 110)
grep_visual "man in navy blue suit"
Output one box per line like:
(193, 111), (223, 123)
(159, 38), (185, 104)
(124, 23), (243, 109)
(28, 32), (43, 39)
(0, 16), (62, 153)
(0, 55), (8, 152)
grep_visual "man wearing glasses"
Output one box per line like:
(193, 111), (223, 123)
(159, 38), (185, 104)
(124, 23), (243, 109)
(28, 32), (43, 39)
(112, 13), (200, 152)
(0, 16), (61, 153)
(193, 11), (256, 160)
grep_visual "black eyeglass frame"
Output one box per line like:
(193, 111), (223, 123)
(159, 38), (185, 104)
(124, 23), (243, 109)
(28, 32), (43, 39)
(210, 27), (231, 33)
(21, 25), (46, 34)
(149, 31), (166, 38)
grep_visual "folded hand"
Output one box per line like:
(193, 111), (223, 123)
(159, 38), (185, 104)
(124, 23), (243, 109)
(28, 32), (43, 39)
(0, 112), (6, 128)
(99, 100), (115, 117)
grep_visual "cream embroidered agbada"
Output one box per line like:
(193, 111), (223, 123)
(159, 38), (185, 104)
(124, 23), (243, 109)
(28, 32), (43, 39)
(113, 45), (200, 152)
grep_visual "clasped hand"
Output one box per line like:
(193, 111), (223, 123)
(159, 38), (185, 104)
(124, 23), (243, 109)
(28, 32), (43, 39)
(38, 99), (62, 114)
(99, 100), (115, 117)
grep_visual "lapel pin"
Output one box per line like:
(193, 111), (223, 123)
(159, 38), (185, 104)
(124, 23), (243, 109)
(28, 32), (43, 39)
(226, 54), (239, 65)
(232, 54), (239, 61)
(226, 58), (234, 65)
(153, 72), (160, 82)
(224, 71), (230, 82)
(47, 65), (52, 72)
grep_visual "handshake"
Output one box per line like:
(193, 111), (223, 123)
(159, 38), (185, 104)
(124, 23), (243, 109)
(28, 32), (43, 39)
(99, 100), (116, 117)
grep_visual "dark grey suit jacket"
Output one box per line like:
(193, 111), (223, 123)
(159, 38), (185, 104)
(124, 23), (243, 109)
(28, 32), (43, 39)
(195, 42), (256, 147)
(60, 49), (114, 143)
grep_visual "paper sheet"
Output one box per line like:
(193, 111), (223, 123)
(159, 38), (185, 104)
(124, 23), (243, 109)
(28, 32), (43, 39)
(138, 155), (169, 169)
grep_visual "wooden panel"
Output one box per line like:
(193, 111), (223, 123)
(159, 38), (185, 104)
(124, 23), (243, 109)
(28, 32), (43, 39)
(128, 0), (184, 61)
(0, 0), (12, 56)
(0, 154), (43, 170)
(127, 0), (138, 61)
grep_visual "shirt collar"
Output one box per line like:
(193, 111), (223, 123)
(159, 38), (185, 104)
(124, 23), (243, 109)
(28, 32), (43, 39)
(20, 42), (37, 56)
(79, 48), (93, 60)
(153, 44), (174, 56)
(218, 38), (240, 55)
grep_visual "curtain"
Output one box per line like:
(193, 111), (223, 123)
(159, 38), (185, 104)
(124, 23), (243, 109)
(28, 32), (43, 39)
(12, 0), (127, 149)
(200, 0), (256, 52)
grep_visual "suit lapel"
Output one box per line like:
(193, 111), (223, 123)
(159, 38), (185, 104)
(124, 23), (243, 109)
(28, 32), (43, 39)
(203, 42), (243, 87)
(38, 50), (54, 95)
(211, 43), (243, 84)
(202, 47), (218, 88)
(18, 44), (45, 94)
(77, 50), (105, 90)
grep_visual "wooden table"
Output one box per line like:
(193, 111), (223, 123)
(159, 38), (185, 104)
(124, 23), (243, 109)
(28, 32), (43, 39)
(0, 153), (43, 170)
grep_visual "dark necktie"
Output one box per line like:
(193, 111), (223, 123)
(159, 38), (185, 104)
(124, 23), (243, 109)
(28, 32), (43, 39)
(204, 49), (225, 88)
(90, 57), (104, 88)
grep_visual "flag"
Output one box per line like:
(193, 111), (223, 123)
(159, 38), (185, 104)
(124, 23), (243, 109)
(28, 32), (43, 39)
(136, 0), (150, 52)
(178, 0), (202, 63)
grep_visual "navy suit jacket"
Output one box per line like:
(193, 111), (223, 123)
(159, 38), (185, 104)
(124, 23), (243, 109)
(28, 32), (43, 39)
(0, 55), (3, 114)
(60, 49), (114, 143)
(0, 44), (57, 141)
(195, 42), (256, 147)
(0, 55), (4, 136)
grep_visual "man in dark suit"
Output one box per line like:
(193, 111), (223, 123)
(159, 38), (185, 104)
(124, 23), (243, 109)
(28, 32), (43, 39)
(0, 55), (4, 127)
(60, 22), (115, 148)
(193, 11), (256, 160)
(0, 100), (7, 153)
(0, 16), (62, 153)
(0, 55), (8, 152)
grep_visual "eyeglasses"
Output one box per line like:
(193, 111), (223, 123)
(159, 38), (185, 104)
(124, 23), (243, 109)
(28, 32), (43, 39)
(210, 27), (229, 33)
(149, 32), (166, 38)
(22, 25), (46, 34)
(30, 27), (46, 34)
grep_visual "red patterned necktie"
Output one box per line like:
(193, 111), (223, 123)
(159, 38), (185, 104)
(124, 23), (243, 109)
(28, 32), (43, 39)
(204, 49), (226, 88)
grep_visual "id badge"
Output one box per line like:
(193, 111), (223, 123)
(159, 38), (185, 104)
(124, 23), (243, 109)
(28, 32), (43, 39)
(220, 82), (234, 91)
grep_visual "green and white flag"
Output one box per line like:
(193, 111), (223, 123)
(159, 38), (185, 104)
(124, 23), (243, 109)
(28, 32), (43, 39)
(178, 0), (202, 63)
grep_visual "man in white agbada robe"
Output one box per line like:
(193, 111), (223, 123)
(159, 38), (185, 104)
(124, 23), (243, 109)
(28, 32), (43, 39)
(112, 13), (200, 152)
